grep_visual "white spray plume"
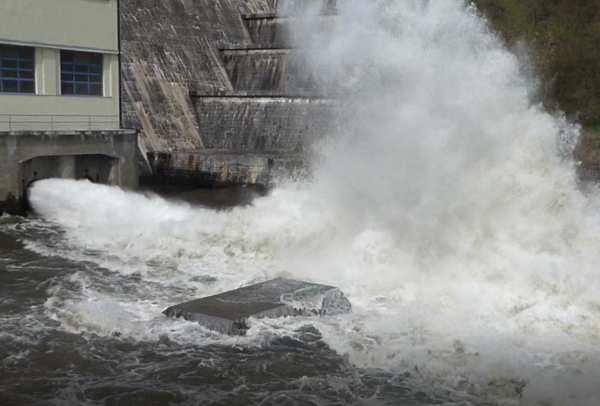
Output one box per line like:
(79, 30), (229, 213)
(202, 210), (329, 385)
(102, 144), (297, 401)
(27, 1), (600, 404)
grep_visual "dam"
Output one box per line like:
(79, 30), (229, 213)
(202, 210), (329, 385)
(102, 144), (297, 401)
(1, 0), (338, 213)
(3, 1), (600, 405)
(120, 0), (339, 186)
(2, 0), (598, 214)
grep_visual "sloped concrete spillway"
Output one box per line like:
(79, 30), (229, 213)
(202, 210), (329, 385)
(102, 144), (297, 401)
(121, 0), (339, 187)
(163, 278), (352, 335)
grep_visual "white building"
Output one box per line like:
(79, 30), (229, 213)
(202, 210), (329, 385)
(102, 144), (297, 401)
(0, 0), (121, 131)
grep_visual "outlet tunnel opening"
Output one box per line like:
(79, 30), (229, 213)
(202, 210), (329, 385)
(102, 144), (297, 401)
(21, 154), (119, 213)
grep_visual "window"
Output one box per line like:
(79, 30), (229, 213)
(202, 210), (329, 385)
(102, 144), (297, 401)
(0, 45), (35, 93)
(61, 51), (103, 96)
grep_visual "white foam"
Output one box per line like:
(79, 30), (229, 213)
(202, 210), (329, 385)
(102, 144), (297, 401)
(26, 1), (600, 403)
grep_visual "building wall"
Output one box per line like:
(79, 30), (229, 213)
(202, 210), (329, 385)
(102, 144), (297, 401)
(0, 0), (120, 131)
(0, 0), (118, 53)
(0, 52), (120, 131)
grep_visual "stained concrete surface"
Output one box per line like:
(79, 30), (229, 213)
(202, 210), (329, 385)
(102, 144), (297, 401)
(120, 0), (339, 186)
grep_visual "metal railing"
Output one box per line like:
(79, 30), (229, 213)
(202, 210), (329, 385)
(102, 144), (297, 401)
(0, 114), (119, 132)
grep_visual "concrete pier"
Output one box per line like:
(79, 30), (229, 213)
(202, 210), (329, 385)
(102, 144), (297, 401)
(0, 129), (138, 214)
(163, 278), (352, 335)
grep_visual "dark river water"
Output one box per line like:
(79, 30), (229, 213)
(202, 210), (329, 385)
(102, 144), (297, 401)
(0, 187), (495, 406)
(6, 0), (600, 403)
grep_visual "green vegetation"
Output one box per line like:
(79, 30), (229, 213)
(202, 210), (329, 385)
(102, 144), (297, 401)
(472, 0), (600, 128)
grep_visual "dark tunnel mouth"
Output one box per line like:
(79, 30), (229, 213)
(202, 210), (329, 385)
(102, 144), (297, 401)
(23, 177), (43, 213)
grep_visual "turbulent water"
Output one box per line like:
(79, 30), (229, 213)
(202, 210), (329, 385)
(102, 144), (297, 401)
(3, 0), (600, 404)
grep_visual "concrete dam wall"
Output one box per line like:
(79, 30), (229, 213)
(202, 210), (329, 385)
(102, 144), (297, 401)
(120, 0), (338, 186)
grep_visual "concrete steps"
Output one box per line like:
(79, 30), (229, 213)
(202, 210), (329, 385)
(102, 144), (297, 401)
(243, 14), (295, 49)
(189, 4), (339, 156)
(220, 48), (326, 94)
(155, 1), (342, 185)
(220, 48), (292, 93)
(192, 96), (336, 152)
(242, 13), (339, 49)
(122, 1), (344, 186)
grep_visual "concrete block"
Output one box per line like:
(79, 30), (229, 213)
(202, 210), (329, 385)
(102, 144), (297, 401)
(163, 278), (351, 335)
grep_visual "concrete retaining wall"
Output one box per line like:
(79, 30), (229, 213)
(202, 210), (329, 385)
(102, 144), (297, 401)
(0, 130), (138, 213)
(120, 0), (272, 152)
(194, 96), (336, 151)
(120, 0), (338, 186)
(243, 14), (340, 48)
(221, 49), (327, 95)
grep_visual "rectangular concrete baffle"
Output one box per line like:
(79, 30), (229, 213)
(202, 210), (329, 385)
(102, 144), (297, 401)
(163, 278), (351, 335)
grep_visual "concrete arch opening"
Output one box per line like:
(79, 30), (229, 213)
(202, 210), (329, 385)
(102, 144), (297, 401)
(21, 154), (119, 211)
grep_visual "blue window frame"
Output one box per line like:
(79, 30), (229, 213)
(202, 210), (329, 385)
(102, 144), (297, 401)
(61, 51), (103, 96)
(0, 45), (35, 94)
